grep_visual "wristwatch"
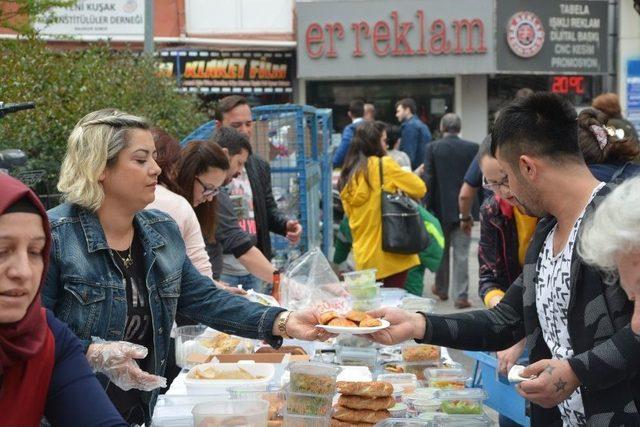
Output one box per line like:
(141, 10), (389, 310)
(459, 213), (473, 222)
(276, 311), (291, 339)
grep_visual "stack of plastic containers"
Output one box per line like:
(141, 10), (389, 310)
(401, 343), (441, 383)
(284, 361), (341, 426)
(343, 269), (381, 311)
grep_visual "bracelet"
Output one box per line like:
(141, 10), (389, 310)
(277, 311), (292, 339)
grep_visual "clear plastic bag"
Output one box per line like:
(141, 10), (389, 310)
(282, 247), (351, 313)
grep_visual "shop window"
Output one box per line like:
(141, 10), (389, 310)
(306, 78), (455, 138)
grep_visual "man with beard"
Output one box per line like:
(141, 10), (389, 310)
(367, 92), (640, 426)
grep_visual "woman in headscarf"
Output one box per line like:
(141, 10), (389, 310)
(0, 173), (126, 426)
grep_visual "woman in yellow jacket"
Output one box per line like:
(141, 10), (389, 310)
(338, 121), (427, 288)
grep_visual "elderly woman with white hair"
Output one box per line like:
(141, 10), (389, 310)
(580, 176), (640, 333)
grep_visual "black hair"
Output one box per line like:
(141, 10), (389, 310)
(577, 108), (639, 164)
(395, 98), (417, 115)
(476, 135), (493, 162)
(491, 92), (582, 165)
(349, 100), (365, 118)
(209, 126), (253, 156)
(385, 124), (401, 149)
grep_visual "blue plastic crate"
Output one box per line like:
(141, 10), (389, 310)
(464, 351), (530, 427)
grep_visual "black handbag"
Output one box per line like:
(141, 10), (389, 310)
(379, 157), (430, 254)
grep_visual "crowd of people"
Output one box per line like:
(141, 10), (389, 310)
(0, 87), (639, 427)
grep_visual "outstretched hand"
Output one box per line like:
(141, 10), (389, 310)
(364, 307), (427, 346)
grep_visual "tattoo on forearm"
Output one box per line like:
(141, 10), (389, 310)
(544, 364), (555, 376)
(554, 378), (567, 392)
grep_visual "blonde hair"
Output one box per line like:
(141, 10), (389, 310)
(579, 177), (640, 272)
(57, 109), (150, 210)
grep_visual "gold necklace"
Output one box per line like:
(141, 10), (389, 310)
(113, 247), (133, 269)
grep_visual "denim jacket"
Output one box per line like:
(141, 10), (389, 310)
(42, 203), (285, 420)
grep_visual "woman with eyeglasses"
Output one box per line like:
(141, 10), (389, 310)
(476, 139), (538, 380)
(147, 133), (237, 286)
(42, 109), (331, 425)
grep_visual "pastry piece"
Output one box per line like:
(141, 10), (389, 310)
(338, 395), (395, 410)
(403, 344), (440, 362)
(256, 346), (306, 355)
(345, 310), (368, 323)
(330, 419), (374, 427)
(328, 317), (358, 328)
(336, 381), (393, 397)
(359, 317), (382, 328)
(320, 311), (340, 325)
(332, 406), (390, 424)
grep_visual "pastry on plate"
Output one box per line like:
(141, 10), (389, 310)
(345, 310), (368, 323)
(358, 317), (382, 328)
(320, 311), (340, 325)
(328, 317), (358, 328)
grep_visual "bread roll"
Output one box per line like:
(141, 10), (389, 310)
(332, 406), (390, 424)
(328, 317), (358, 327)
(330, 419), (374, 427)
(337, 395), (395, 410)
(359, 317), (382, 328)
(336, 381), (393, 397)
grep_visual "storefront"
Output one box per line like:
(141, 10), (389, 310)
(296, 0), (611, 143)
(158, 49), (295, 106)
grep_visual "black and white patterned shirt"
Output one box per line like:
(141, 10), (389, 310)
(535, 182), (604, 426)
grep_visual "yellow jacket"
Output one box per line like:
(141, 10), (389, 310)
(340, 156), (427, 280)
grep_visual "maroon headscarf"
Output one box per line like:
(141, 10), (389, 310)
(0, 173), (52, 373)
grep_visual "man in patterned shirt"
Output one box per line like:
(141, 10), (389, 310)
(368, 92), (640, 426)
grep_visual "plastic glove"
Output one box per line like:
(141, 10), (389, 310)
(86, 338), (167, 392)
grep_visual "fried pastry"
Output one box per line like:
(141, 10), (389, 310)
(337, 395), (395, 410)
(358, 317), (382, 328)
(345, 310), (368, 323)
(328, 317), (358, 327)
(332, 406), (390, 424)
(320, 311), (340, 325)
(336, 381), (393, 397)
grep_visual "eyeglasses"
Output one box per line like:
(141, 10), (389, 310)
(195, 176), (220, 197)
(482, 175), (510, 192)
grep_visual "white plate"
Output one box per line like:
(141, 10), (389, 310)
(316, 319), (390, 335)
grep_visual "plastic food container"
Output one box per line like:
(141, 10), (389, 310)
(336, 345), (378, 370)
(152, 395), (229, 427)
(347, 282), (382, 299)
(404, 392), (441, 414)
(191, 400), (269, 427)
(227, 386), (284, 424)
(389, 402), (408, 418)
(288, 361), (341, 394)
(402, 343), (441, 363)
(174, 324), (211, 368)
(352, 297), (383, 311)
(380, 288), (407, 307)
(435, 388), (487, 415)
(185, 362), (274, 395)
(425, 368), (468, 389)
(283, 411), (331, 427)
(285, 390), (334, 417)
(400, 296), (436, 313)
(376, 373), (419, 395)
(373, 419), (431, 426)
(403, 361), (440, 381)
(432, 413), (493, 426)
(342, 269), (377, 287)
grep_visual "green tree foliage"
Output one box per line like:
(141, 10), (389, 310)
(0, 39), (208, 186)
(0, 0), (76, 36)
